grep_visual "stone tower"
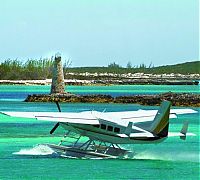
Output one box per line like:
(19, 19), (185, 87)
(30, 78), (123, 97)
(50, 53), (65, 94)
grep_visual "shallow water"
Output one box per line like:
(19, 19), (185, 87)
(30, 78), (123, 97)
(0, 85), (199, 179)
(0, 84), (199, 100)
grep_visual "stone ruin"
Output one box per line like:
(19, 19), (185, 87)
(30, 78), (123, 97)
(50, 53), (65, 94)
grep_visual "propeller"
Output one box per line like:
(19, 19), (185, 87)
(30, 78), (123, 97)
(50, 122), (60, 134)
(50, 101), (61, 134)
(55, 101), (61, 112)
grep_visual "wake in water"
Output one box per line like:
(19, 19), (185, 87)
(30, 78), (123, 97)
(12, 144), (108, 159)
(13, 144), (57, 156)
(12, 144), (131, 159)
(134, 150), (199, 162)
(13, 144), (198, 162)
(121, 144), (199, 162)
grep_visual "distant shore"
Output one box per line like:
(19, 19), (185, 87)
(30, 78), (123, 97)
(0, 78), (199, 86)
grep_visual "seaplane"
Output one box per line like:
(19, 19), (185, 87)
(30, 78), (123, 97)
(1, 100), (197, 159)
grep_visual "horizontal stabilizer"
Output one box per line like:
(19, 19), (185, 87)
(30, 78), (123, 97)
(168, 121), (196, 140)
(168, 132), (196, 137)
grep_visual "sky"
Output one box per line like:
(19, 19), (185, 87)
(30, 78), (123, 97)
(0, 0), (198, 67)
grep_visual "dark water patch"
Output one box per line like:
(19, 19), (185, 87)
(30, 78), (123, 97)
(0, 92), (49, 100)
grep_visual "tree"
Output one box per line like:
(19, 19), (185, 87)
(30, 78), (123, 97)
(108, 62), (120, 68)
(63, 58), (72, 69)
(126, 61), (132, 68)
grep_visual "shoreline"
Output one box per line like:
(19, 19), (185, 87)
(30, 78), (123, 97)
(0, 79), (199, 86)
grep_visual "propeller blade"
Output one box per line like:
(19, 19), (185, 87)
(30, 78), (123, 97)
(50, 101), (61, 134)
(50, 122), (59, 134)
(55, 101), (61, 112)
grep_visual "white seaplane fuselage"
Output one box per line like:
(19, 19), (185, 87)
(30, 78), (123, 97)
(60, 121), (162, 144)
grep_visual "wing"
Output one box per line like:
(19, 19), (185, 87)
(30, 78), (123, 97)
(104, 108), (197, 123)
(1, 111), (100, 125)
(1, 108), (197, 126)
(100, 110), (176, 125)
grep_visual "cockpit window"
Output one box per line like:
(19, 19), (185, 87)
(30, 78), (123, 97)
(93, 125), (100, 128)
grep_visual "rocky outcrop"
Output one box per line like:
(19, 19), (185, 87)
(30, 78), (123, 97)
(114, 93), (200, 106)
(25, 92), (200, 107)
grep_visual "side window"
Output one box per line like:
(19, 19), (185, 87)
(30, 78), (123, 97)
(101, 124), (106, 130)
(114, 127), (120, 133)
(107, 126), (113, 131)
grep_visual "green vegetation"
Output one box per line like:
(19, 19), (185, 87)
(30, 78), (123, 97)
(0, 58), (54, 80)
(0, 59), (199, 80)
(150, 61), (200, 74)
(67, 61), (200, 74)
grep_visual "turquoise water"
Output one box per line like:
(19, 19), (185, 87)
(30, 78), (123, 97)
(0, 85), (199, 179)
(0, 85), (199, 101)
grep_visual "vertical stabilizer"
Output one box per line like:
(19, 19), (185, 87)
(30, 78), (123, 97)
(149, 101), (171, 137)
(125, 122), (133, 136)
(180, 121), (189, 140)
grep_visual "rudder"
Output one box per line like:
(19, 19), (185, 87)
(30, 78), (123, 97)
(148, 101), (171, 137)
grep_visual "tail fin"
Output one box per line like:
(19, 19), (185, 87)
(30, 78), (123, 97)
(180, 121), (189, 140)
(148, 101), (171, 137)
